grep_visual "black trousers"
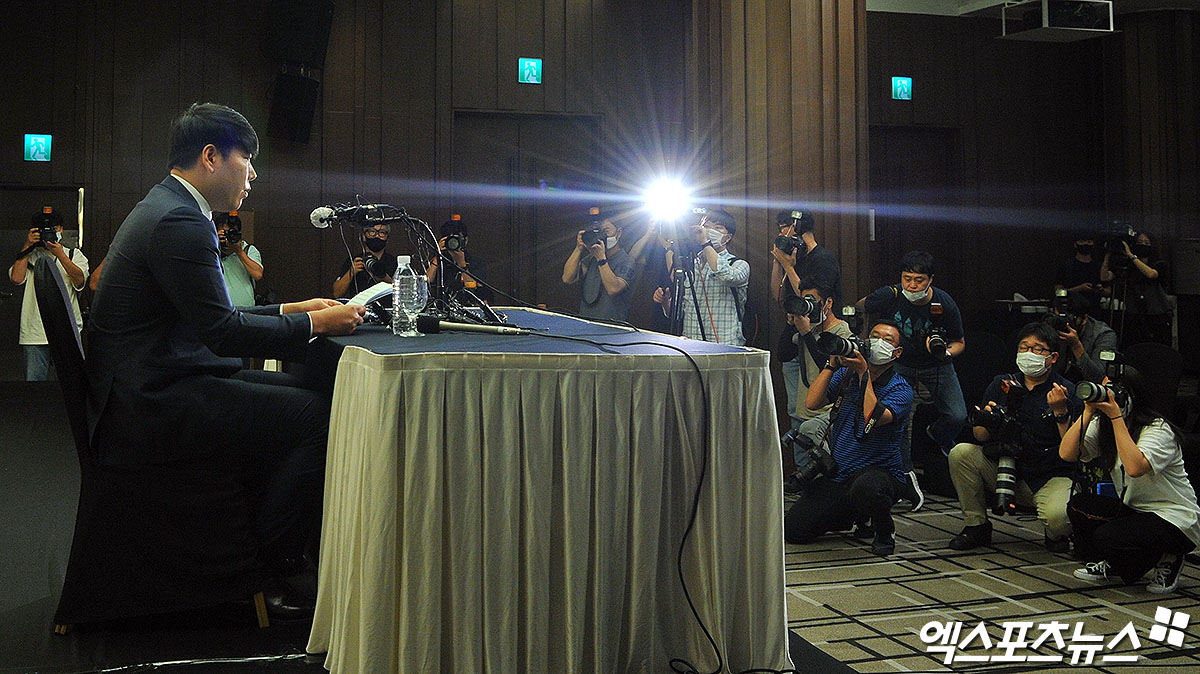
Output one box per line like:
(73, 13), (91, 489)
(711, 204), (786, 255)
(784, 467), (902, 544)
(171, 369), (330, 569)
(1068, 494), (1194, 583)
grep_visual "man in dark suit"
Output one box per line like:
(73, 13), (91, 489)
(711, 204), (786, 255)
(87, 103), (365, 618)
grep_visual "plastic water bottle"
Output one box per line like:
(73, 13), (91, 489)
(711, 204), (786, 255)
(391, 255), (412, 335)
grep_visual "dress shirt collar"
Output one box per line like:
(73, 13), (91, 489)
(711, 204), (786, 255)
(170, 173), (213, 222)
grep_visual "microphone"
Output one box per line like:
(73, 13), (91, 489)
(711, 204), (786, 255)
(309, 203), (395, 228)
(415, 314), (530, 336)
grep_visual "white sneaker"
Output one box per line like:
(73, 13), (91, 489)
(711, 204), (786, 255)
(1147, 554), (1184, 594)
(1074, 560), (1114, 583)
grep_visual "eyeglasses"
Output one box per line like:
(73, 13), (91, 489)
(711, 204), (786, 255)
(364, 229), (389, 238)
(1016, 344), (1052, 355)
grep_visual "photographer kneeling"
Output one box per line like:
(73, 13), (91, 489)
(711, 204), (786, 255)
(947, 322), (1081, 551)
(784, 319), (914, 556)
(1060, 367), (1200, 594)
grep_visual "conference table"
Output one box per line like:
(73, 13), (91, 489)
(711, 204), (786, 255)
(304, 309), (793, 673)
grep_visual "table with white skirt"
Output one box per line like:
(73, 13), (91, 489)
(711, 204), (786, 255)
(305, 309), (793, 673)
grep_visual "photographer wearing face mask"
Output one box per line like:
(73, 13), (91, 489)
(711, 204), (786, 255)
(333, 223), (397, 298)
(652, 209), (750, 345)
(214, 211), (262, 307)
(1054, 234), (1105, 316)
(1060, 367), (1200, 593)
(9, 207), (90, 381)
(1101, 230), (1173, 348)
(1049, 291), (1119, 384)
(783, 319), (913, 556)
(562, 214), (636, 321)
(426, 215), (492, 305)
(859, 250), (967, 511)
(781, 284), (851, 493)
(947, 322), (1082, 551)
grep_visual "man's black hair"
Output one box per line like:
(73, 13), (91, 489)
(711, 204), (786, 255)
(1016, 320), (1060, 354)
(800, 282), (835, 301)
(899, 250), (935, 276)
(776, 208), (816, 234)
(441, 218), (467, 238)
(705, 208), (736, 237)
(1057, 290), (1092, 317)
(872, 317), (902, 334)
(167, 103), (259, 170)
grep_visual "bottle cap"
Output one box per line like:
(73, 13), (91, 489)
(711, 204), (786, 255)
(397, 255), (411, 265)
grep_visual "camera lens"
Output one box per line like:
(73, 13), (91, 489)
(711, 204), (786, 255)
(445, 233), (465, 251)
(581, 228), (605, 247)
(1076, 381), (1109, 403)
(816, 332), (860, 357)
(783, 294), (819, 317)
(993, 455), (1018, 516)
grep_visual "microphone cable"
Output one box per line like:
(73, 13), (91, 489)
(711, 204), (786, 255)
(532, 332), (797, 674)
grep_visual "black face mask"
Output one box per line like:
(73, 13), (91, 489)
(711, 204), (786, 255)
(364, 237), (387, 252)
(1075, 243), (1094, 256)
(1134, 244), (1152, 258)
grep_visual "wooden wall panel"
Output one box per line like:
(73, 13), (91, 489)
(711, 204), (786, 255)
(1104, 10), (1200, 254)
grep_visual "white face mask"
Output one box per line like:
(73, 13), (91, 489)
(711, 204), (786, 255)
(605, 236), (619, 249)
(902, 287), (928, 303)
(706, 227), (727, 247)
(866, 338), (897, 365)
(1016, 351), (1051, 378)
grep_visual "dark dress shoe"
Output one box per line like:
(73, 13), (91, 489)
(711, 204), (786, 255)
(263, 578), (315, 622)
(948, 521), (992, 550)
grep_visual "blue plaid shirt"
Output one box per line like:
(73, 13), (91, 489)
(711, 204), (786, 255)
(679, 249), (750, 346)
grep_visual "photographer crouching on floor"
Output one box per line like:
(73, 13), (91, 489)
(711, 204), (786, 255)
(784, 319), (914, 556)
(947, 321), (1082, 552)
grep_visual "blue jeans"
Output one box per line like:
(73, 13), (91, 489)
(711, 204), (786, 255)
(893, 360), (966, 471)
(24, 345), (54, 381)
(782, 356), (802, 432)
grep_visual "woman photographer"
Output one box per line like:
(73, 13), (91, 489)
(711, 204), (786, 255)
(1059, 367), (1200, 593)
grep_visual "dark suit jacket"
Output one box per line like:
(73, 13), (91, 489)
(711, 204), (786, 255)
(88, 176), (311, 465)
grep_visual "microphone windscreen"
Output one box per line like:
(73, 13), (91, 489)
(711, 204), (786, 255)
(310, 206), (333, 228)
(415, 314), (441, 334)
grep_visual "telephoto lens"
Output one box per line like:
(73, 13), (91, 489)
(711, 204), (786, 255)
(1075, 380), (1109, 403)
(927, 332), (947, 359)
(783, 294), (820, 318)
(362, 255), (383, 276)
(993, 455), (1018, 516)
(816, 332), (862, 357)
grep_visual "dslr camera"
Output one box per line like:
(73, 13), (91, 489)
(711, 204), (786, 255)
(33, 207), (61, 247)
(781, 429), (837, 487)
(783, 293), (822, 320)
(221, 211), (243, 245)
(925, 327), (949, 359)
(971, 380), (1027, 516)
(1076, 351), (1131, 407)
(773, 210), (805, 255)
(816, 332), (866, 358)
(444, 233), (466, 252)
(1104, 221), (1137, 256)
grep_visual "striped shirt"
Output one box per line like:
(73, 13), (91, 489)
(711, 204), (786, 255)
(826, 366), (913, 483)
(679, 249), (750, 346)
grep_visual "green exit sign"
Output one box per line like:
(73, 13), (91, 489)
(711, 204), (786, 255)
(24, 134), (52, 161)
(891, 77), (912, 101)
(518, 58), (542, 84)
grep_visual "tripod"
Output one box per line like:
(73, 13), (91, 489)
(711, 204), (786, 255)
(666, 237), (708, 341)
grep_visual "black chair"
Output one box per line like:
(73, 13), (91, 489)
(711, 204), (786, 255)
(34, 262), (270, 633)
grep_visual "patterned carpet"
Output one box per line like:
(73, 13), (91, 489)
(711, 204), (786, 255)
(784, 491), (1200, 673)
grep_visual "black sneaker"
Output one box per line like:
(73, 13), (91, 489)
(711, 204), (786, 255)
(850, 521), (875, 539)
(901, 470), (925, 512)
(948, 521), (992, 550)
